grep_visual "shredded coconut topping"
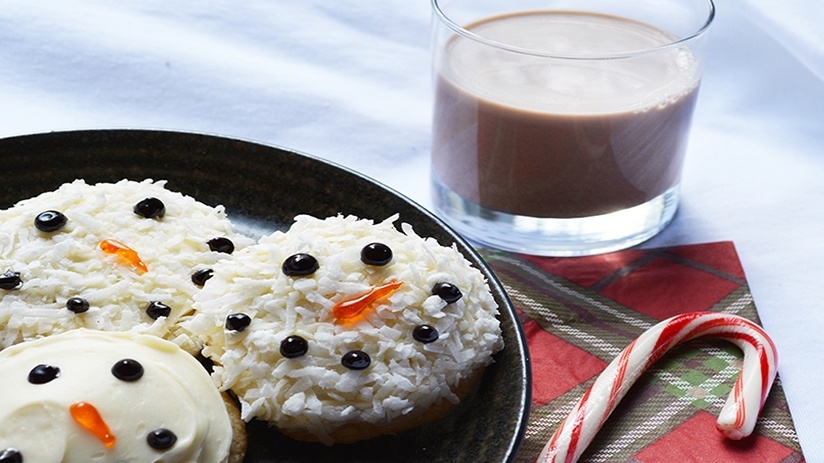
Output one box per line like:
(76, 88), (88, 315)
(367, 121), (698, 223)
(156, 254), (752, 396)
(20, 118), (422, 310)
(187, 214), (503, 444)
(0, 179), (253, 352)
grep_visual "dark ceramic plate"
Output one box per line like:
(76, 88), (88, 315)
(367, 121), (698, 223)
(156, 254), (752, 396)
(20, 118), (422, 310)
(0, 129), (531, 463)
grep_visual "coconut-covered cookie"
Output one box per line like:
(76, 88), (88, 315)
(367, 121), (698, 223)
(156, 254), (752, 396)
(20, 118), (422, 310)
(0, 328), (246, 463)
(0, 179), (253, 352)
(186, 214), (503, 445)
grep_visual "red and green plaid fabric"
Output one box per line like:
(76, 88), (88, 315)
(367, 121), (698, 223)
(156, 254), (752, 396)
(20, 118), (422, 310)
(479, 241), (804, 463)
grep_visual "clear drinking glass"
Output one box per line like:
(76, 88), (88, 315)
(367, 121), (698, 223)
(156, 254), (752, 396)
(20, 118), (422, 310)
(430, 0), (714, 256)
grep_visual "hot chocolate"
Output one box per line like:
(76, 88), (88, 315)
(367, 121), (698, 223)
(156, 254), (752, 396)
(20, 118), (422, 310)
(432, 11), (702, 218)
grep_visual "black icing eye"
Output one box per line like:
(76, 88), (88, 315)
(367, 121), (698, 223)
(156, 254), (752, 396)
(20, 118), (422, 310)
(341, 350), (371, 370)
(147, 428), (177, 450)
(146, 301), (172, 319)
(225, 313), (252, 332)
(134, 197), (166, 219)
(35, 210), (68, 232)
(0, 271), (22, 290)
(66, 297), (90, 314)
(28, 364), (60, 384)
(282, 253), (319, 276)
(360, 243), (393, 266)
(207, 237), (235, 254)
(280, 335), (309, 358)
(191, 268), (214, 287)
(112, 359), (144, 382)
(413, 325), (440, 343)
(0, 448), (22, 463)
(432, 282), (462, 304)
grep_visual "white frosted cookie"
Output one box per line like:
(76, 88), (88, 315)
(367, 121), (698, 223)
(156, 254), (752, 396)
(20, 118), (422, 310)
(0, 328), (245, 463)
(187, 214), (503, 445)
(0, 179), (253, 352)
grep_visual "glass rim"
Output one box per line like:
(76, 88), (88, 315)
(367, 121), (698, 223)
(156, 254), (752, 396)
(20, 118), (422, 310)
(431, 0), (716, 60)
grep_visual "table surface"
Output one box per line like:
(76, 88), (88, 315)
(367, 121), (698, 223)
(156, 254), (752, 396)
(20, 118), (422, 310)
(1, 0), (822, 460)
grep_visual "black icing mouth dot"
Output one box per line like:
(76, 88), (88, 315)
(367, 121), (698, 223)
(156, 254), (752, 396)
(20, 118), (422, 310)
(225, 313), (252, 332)
(207, 237), (235, 254)
(341, 350), (371, 370)
(146, 301), (172, 319)
(432, 282), (462, 303)
(191, 268), (214, 287)
(413, 325), (440, 343)
(360, 242), (393, 266)
(282, 253), (319, 277)
(112, 359), (144, 382)
(34, 210), (68, 232)
(28, 364), (60, 384)
(66, 297), (90, 314)
(0, 271), (22, 290)
(147, 428), (177, 450)
(133, 197), (166, 219)
(0, 448), (22, 463)
(280, 335), (309, 358)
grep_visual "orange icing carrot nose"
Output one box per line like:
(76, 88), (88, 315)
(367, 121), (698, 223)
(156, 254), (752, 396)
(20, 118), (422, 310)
(70, 402), (116, 448)
(100, 239), (148, 273)
(333, 280), (403, 323)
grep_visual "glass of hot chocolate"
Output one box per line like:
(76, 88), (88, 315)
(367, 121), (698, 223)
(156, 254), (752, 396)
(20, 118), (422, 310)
(430, 0), (714, 256)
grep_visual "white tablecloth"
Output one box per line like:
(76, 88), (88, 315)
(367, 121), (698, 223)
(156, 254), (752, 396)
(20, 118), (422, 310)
(1, 0), (822, 459)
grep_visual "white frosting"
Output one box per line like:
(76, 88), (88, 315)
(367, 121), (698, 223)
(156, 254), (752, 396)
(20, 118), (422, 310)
(0, 179), (254, 352)
(187, 214), (503, 444)
(0, 329), (233, 463)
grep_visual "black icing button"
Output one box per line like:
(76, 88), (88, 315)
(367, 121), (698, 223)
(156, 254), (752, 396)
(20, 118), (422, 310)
(35, 210), (68, 232)
(225, 313), (252, 332)
(112, 359), (144, 382)
(280, 335), (309, 358)
(147, 428), (177, 449)
(0, 271), (22, 290)
(191, 268), (214, 287)
(66, 297), (90, 314)
(146, 301), (172, 319)
(360, 242), (393, 266)
(341, 350), (371, 370)
(28, 364), (60, 384)
(282, 253), (319, 277)
(0, 448), (22, 463)
(133, 197), (166, 219)
(413, 324), (439, 343)
(432, 282), (462, 303)
(207, 237), (235, 254)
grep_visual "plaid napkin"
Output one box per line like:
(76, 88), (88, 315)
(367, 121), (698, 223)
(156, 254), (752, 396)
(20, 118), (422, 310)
(478, 242), (805, 463)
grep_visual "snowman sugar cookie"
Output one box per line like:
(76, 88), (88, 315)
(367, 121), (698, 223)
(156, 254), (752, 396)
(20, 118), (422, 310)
(0, 179), (253, 353)
(0, 328), (246, 463)
(186, 214), (503, 445)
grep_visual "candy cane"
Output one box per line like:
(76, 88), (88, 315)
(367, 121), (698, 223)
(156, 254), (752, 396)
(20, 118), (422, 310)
(537, 311), (778, 463)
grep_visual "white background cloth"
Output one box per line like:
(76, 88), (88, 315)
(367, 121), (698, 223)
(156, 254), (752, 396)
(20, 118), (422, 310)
(1, 0), (822, 459)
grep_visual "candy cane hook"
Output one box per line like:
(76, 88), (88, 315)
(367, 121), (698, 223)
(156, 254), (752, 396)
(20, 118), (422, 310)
(537, 311), (778, 463)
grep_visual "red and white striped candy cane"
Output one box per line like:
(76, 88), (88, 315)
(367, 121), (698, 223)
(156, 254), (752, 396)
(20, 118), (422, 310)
(537, 311), (778, 463)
